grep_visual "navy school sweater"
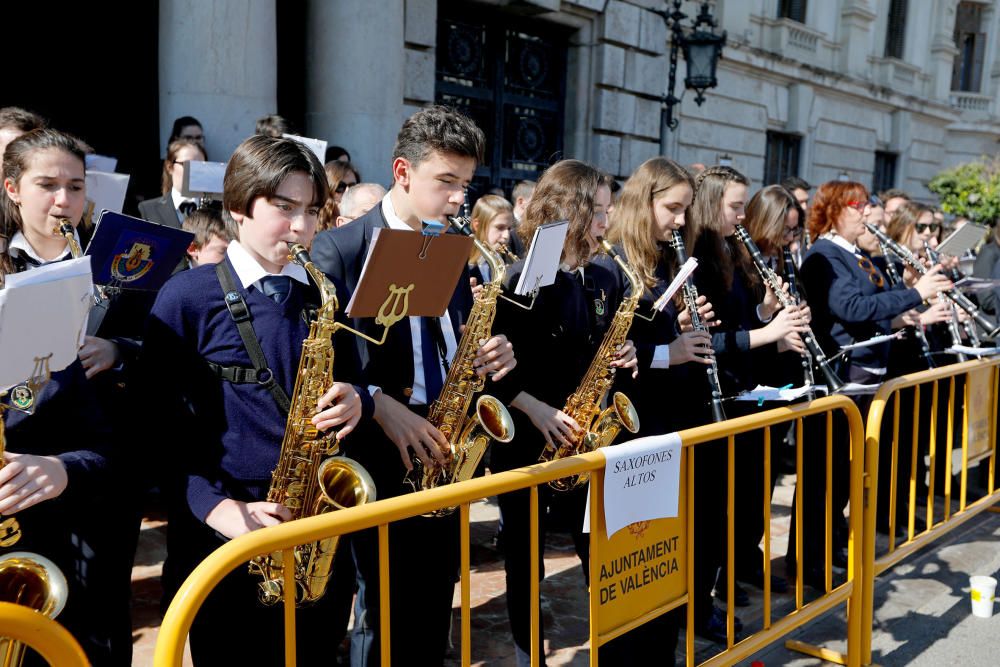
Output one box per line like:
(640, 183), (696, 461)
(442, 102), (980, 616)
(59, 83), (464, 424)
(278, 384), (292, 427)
(141, 258), (373, 523)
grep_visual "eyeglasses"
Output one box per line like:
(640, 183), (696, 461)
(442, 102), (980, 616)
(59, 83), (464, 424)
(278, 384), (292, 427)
(845, 200), (868, 212)
(856, 255), (885, 288)
(915, 222), (941, 233)
(335, 182), (356, 194)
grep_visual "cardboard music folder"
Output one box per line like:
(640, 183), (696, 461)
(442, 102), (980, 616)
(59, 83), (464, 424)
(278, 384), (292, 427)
(346, 227), (473, 319)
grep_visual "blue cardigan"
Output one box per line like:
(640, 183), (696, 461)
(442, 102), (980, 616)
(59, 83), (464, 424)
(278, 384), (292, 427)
(800, 237), (922, 370)
(142, 258), (373, 523)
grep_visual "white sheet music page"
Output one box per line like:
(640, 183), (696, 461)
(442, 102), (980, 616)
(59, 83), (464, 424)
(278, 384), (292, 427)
(514, 220), (569, 296)
(0, 258), (93, 391)
(653, 257), (698, 312)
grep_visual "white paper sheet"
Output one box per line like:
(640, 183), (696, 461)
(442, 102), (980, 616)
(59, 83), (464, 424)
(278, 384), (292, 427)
(181, 161), (227, 197)
(0, 258), (93, 391)
(283, 133), (328, 164)
(734, 384), (818, 402)
(937, 222), (989, 258)
(514, 220), (569, 296)
(85, 154), (117, 173)
(653, 257), (698, 312)
(345, 227), (381, 315)
(85, 171), (130, 215)
(581, 433), (682, 539)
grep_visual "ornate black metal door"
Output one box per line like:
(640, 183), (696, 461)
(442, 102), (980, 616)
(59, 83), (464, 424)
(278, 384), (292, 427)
(436, 2), (568, 199)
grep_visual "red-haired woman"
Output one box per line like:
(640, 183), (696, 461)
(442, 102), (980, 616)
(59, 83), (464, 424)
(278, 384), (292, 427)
(795, 181), (950, 585)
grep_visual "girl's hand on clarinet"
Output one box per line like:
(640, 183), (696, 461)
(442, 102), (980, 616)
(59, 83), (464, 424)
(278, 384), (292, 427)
(678, 295), (719, 331)
(760, 277), (786, 321)
(78, 336), (121, 379)
(669, 331), (714, 365)
(777, 332), (807, 355)
(914, 265), (953, 301)
(918, 302), (952, 325)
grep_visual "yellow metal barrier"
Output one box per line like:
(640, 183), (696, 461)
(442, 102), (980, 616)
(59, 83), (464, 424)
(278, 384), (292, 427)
(154, 395), (864, 667)
(0, 602), (90, 666)
(862, 358), (1000, 665)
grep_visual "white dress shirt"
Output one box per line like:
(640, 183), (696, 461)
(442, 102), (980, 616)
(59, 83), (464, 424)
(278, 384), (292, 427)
(8, 229), (80, 265)
(171, 188), (199, 223)
(225, 240), (310, 291)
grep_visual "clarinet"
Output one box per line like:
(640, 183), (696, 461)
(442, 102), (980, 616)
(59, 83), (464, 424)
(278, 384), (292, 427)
(925, 240), (982, 348)
(921, 240), (968, 360)
(866, 222), (1000, 339)
(734, 225), (846, 392)
(880, 241), (936, 368)
(782, 247), (816, 400)
(669, 233), (727, 422)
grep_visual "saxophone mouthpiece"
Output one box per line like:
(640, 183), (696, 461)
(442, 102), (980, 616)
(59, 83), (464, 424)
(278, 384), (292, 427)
(286, 242), (311, 267)
(598, 237), (615, 255)
(55, 220), (74, 238)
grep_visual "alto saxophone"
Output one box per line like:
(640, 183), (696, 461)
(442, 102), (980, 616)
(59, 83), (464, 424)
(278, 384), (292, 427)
(249, 243), (376, 606)
(404, 217), (515, 514)
(540, 238), (641, 491)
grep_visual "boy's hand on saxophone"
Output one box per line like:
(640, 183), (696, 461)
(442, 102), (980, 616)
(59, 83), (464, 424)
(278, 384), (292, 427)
(610, 340), (639, 379)
(205, 499), (293, 540)
(373, 393), (449, 470)
(511, 392), (581, 450)
(472, 334), (516, 381)
(312, 382), (363, 438)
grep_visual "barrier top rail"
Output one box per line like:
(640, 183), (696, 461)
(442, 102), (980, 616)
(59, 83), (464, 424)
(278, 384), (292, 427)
(0, 602), (90, 667)
(154, 395), (863, 667)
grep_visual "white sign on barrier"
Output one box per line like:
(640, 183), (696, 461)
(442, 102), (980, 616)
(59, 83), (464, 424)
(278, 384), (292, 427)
(584, 433), (682, 538)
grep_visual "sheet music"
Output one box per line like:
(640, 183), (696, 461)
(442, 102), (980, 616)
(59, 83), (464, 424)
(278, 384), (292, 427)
(936, 222), (989, 257)
(345, 228), (381, 315)
(735, 385), (818, 402)
(182, 161), (227, 198)
(0, 258), (93, 391)
(283, 133), (327, 163)
(514, 220), (569, 296)
(85, 171), (130, 215)
(653, 257), (698, 312)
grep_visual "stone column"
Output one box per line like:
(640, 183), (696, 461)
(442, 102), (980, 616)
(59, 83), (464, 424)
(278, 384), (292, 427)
(305, 0), (406, 183)
(158, 0), (277, 160)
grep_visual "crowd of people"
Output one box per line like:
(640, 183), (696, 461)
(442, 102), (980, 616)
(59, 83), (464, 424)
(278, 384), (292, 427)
(0, 101), (996, 666)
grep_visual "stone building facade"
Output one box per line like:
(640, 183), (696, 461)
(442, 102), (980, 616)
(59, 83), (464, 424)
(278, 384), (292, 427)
(158, 0), (1000, 200)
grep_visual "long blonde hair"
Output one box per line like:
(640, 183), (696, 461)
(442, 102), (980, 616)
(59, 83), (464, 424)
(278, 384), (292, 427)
(518, 159), (608, 267)
(608, 157), (694, 289)
(468, 194), (513, 264)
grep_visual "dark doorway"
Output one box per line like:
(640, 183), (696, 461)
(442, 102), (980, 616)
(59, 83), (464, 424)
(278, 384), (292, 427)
(436, 1), (569, 202)
(0, 3), (161, 214)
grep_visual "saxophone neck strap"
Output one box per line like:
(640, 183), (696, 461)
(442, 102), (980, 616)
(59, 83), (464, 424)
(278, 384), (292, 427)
(214, 261), (291, 414)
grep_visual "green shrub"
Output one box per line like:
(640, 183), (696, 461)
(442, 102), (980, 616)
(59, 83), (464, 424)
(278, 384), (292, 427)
(928, 157), (1000, 225)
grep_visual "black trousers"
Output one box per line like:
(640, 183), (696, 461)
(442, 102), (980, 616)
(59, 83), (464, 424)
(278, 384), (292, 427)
(163, 513), (346, 666)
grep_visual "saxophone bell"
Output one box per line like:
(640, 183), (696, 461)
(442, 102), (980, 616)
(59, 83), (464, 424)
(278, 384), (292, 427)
(0, 552), (69, 667)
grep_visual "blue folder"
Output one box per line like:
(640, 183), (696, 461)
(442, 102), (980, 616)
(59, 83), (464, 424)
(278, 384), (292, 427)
(84, 210), (194, 290)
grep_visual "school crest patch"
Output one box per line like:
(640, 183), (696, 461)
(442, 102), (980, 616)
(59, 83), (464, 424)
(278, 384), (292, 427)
(110, 242), (154, 282)
(9, 385), (33, 411)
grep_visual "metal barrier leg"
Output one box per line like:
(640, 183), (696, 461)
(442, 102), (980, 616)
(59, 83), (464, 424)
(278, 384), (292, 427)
(460, 504), (471, 667)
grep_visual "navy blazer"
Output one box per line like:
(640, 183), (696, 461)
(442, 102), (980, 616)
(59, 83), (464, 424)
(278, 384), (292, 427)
(310, 204), (475, 404)
(801, 237), (922, 370)
(137, 194), (182, 229)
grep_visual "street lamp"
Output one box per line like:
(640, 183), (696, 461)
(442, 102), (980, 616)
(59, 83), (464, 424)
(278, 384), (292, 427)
(652, 1), (727, 154)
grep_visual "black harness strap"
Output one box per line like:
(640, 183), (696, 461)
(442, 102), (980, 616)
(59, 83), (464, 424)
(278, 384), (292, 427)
(213, 262), (291, 414)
